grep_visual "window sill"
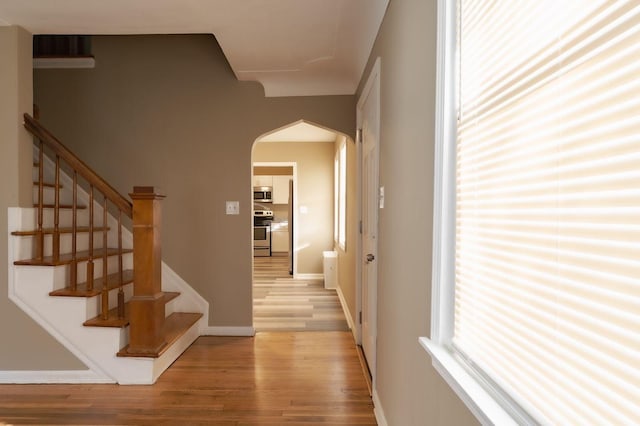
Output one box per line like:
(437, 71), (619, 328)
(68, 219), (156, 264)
(419, 337), (518, 426)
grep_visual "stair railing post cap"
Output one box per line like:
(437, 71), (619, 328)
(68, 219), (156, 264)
(130, 186), (166, 199)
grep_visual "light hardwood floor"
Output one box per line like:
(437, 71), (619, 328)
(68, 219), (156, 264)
(253, 256), (349, 332)
(0, 332), (376, 425)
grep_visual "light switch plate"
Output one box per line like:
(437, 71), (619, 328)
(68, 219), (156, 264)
(226, 201), (240, 215)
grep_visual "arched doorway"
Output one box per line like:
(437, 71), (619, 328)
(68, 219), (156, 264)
(251, 120), (356, 333)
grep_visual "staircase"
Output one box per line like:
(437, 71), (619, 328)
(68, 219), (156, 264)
(7, 114), (207, 384)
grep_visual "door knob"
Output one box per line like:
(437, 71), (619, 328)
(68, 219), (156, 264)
(366, 253), (375, 263)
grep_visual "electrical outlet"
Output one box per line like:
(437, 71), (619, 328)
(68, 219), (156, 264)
(226, 201), (240, 215)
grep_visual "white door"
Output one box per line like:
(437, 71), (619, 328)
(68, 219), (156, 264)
(358, 59), (380, 381)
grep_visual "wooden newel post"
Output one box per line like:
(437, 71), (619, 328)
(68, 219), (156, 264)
(126, 186), (167, 356)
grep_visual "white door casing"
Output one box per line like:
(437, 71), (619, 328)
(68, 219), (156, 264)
(357, 58), (380, 386)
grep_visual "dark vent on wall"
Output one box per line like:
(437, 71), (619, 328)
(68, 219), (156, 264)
(33, 35), (95, 69)
(33, 35), (92, 57)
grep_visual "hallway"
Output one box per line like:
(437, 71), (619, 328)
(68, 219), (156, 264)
(253, 256), (349, 332)
(0, 332), (376, 425)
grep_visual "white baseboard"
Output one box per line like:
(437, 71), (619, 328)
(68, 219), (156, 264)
(373, 389), (389, 426)
(336, 285), (355, 332)
(0, 369), (114, 384)
(201, 326), (256, 336)
(293, 273), (323, 280)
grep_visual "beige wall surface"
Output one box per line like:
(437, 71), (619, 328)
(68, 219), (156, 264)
(33, 34), (355, 328)
(253, 142), (334, 274)
(0, 26), (86, 370)
(335, 136), (358, 326)
(356, 0), (478, 425)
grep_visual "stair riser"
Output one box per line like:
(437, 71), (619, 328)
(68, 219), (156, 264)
(33, 207), (128, 234)
(13, 233), (127, 260)
(24, 208), (90, 229)
(14, 265), (67, 292)
(32, 186), (74, 206)
(164, 296), (177, 317)
(32, 162), (59, 184)
(12, 256), (133, 293)
(15, 266), (108, 332)
(15, 265), (136, 324)
(18, 206), (132, 251)
(73, 256), (134, 284)
(13, 235), (132, 272)
(84, 284), (135, 321)
(13, 261), (152, 382)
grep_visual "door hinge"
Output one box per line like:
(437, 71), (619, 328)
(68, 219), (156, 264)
(359, 220), (363, 234)
(356, 128), (363, 143)
(359, 311), (362, 324)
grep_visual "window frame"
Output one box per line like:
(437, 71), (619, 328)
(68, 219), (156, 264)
(422, 0), (640, 424)
(419, 0), (533, 423)
(335, 138), (347, 250)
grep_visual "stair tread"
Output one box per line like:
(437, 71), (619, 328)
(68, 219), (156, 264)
(117, 312), (203, 358)
(34, 203), (87, 209)
(14, 247), (133, 266)
(50, 269), (134, 297)
(12, 226), (109, 236)
(83, 291), (181, 328)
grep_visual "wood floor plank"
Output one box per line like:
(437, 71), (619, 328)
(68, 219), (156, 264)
(253, 256), (349, 332)
(0, 332), (376, 425)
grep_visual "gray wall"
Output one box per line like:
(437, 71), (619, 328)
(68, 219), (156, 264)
(357, 0), (478, 424)
(0, 26), (86, 369)
(32, 34), (355, 331)
(253, 142), (334, 275)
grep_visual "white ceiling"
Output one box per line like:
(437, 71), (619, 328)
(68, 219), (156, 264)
(258, 121), (338, 143)
(0, 0), (389, 97)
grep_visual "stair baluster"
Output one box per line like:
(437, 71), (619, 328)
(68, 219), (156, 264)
(100, 196), (109, 320)
(52, 155), (61, 262)
(36, 140), (44, 260)
(69, 171), (78, 290)
(86, 185), (94, 291)
(117, 210), (125, 319)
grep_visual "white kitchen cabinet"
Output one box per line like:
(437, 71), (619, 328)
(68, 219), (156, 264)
(272, 175), (291, 204)
(253, 175), (273, 187)
(272, 230), (289, 252)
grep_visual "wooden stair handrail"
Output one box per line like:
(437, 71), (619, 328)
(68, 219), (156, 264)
(23, 114), (169, 357)
(23, 113), (133, 217)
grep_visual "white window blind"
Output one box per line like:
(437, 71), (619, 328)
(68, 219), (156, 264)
(454, 1), (640, 424)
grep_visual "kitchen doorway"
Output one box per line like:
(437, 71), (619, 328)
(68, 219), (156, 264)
(251, 121), (353, 332)
(252, 161), (297, 274)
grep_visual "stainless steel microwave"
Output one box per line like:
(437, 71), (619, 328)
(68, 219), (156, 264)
(253, 186), (273, 203)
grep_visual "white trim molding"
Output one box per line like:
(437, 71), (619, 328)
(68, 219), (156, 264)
(372, 389), (389, 426)
(0, 370), (114, 384)
(201, 326), (256, 337)
(419, 338), (516, 426)
(293, 273), (323, 280)
(336, 285), (355, 332)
